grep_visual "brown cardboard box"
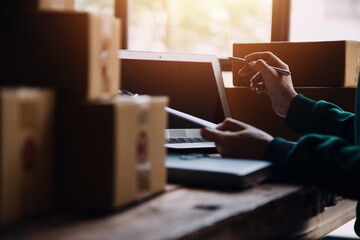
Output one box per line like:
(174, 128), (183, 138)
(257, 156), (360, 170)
(232, 41), (360, 87)
(57, 96), (168, 210)
(0, 88), (55, 225)
(23, 0), (74, 11)
(226, 87), (356, 141)
(15, 12), (120, 100)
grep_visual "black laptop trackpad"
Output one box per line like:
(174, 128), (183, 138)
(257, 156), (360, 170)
(167, 147), (218, 154)
(166, 154), (272, 190)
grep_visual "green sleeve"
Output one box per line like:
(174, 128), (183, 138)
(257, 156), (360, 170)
(285, 94), (355, 144)
(265, 94), (360, 199)
(266, 135), (360, 200)
(265, 83), (360, 237)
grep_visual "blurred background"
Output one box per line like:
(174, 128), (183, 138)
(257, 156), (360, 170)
(75, 1), (360, 237)
(75, 0), (360, 58)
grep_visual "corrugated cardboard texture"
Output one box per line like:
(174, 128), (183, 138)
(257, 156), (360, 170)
(232, 41), (360, 87)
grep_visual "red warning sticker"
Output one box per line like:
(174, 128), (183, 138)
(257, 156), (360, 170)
(137, 131), (148, 165)
(136, 131), (150, 192)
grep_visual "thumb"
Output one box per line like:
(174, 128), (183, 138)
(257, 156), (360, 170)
(200, 128), (223, 142)
(249, 59), (277, 79)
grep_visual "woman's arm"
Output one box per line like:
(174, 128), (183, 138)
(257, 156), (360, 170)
(285, 94), (355, 144)
(266, 135), (360, 200)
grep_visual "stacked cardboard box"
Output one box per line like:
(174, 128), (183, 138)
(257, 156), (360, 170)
(0, 88), (55, 224)
(230, 41), (359, 140)
(16, 11), (121, 99)
(1, 0), (168, 224)
(23, 0), (74, 11)
(232, 41), (360, 87)
(57, 96), (168, 210)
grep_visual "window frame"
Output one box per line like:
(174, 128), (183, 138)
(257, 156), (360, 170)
(115, 0), (291, 70)
(271, 0), (291, 42)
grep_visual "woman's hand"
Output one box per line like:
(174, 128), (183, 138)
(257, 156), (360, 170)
(238, 52), (297, 118)
(201, 118), (273, 159)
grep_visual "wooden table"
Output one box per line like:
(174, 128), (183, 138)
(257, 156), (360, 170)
(0, 184), (357, 240)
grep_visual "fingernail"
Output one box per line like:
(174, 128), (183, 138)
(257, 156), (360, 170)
(249, 61), (256, 67)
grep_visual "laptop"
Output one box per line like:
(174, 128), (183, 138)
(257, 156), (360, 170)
(119, 50), (232, 149)
(119, 50), (272, 189)
(166, 153), (272, 189)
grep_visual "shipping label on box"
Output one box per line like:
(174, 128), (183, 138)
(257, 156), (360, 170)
(232, 41), (360, 87)
(0, 88), (55, 225)
(58, 96), (168, 210)
(19, 12), (121, 100)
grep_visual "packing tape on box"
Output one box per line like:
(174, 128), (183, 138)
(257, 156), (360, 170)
(135, 97), (151, 194)
(102, 17), (113, 38)
(19, 101), (38, 130)
(100, 17), (119, 95)
(136, 130), (150, 193)
(19, 98), (38, 216)
(1, 88), (54, 225)
(39, 0), (74, 11)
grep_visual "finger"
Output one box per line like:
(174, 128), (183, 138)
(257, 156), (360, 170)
(258, 82), (268, 94)
(249, 59), (277, 80)
(244, 51), (288, 69)
(200, 128), (223, 142)
(238, 65), (253, 76)
(255, 82), (265, 94)
(255, 86), (262, 94)
(250, 72), (263, 90)
(216, 118), (249, 131)
(215, 143), (222, 154)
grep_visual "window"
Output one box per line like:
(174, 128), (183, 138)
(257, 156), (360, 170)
(290, 0), (360, 41)
(75, 0), (360, 51)
(75, 0), (115, 16)
(127, 0), (272, 57)
(75, 0), (272, 57)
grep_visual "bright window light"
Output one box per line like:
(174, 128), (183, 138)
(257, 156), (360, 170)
(75, 0), (272, 57)
(290, 0), (360, 41)
(128, 0), (272, 57)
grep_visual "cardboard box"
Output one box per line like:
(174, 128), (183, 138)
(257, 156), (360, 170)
(0, 88), (55, 225)
(23, 0), (74, 11)
(232, 41), (360, 87)
(226, 87), (356, 141)
(57, 96), (168, 210)
(15, 12), (121, 100)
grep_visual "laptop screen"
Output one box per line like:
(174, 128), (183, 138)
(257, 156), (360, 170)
(121, 59), (225, 129)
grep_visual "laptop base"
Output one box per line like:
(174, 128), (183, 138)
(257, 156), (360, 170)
(166, 153), (272, 190)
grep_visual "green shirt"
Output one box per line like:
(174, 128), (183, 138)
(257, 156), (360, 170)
(265, 93), (360, 236)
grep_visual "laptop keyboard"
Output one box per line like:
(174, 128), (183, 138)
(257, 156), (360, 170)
(167, 137), (208, 144)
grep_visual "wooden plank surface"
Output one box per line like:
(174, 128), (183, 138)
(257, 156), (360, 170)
(0, 184), (356, 240)
(295, 200), (357, 240)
